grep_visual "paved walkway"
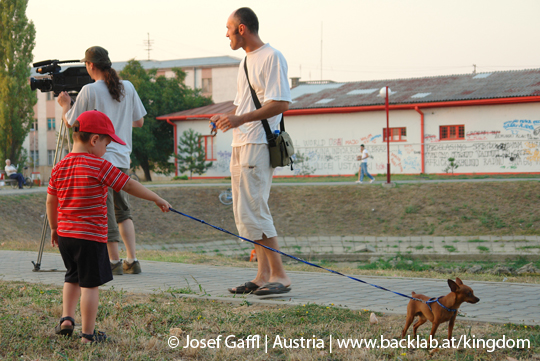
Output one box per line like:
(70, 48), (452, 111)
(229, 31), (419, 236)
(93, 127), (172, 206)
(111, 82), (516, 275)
(1, 250), (539, 326)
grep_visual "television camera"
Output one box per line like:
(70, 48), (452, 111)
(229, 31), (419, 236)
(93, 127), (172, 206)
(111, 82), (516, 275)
(30, 59), (94, 97)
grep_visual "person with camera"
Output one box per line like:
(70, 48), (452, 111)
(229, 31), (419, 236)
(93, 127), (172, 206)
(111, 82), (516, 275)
(58, 46), (146, 275)
(211, 8), (292, 295)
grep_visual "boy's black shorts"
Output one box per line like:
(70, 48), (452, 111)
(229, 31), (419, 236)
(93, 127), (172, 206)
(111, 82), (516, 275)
(58, 236), (113, 288)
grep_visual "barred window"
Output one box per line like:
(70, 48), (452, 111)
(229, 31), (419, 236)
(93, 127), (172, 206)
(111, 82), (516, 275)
(440, 125), (465, 140)
(383, 127), (407, 142)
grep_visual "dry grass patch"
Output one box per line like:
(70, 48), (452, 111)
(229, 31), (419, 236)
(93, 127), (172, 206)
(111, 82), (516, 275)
(0, 281), (538, 360)
(1, 182), (540, 248)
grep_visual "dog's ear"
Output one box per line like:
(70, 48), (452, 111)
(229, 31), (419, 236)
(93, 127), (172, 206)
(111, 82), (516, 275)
(455, 277), (463, 285)
(448, 279), (459, 292)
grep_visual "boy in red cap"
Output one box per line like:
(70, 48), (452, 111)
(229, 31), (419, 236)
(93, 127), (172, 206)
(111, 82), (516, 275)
(47, 110), (171, 343)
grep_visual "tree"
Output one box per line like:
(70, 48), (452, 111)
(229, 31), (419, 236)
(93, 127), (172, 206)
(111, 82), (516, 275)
(176, 129), (213, 179)
(0, 0), (36, 164)
(119, 60), (212, 181)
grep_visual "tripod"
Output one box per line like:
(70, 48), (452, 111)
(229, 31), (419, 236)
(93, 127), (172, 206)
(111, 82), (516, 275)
(32, 112), (72, 272)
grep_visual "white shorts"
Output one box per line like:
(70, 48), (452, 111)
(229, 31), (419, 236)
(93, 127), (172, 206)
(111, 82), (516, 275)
(230, 143), (277, 241)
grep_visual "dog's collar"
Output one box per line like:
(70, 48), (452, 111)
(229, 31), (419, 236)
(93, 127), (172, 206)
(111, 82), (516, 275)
(426, 296), (457, 313)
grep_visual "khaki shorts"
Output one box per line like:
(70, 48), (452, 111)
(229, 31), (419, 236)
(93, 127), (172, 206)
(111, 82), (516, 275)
(106, 168), (133, 243)
(230, 143), (277, 241)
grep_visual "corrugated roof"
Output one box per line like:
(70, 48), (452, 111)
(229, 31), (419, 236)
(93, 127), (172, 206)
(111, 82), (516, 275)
(111, 56), (241, 71)
(289, 68), (540, 110)
(157, 101), (235, 119)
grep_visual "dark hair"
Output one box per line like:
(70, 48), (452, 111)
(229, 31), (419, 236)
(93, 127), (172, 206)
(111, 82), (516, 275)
(72, 121), (109, 143)
(94, 63), (125, 102)
(234, 7), (259, 34)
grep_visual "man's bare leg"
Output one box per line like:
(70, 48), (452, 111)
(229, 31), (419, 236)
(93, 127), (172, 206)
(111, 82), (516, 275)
(253, 235), (290, 287)
(118, 219), (137, 260)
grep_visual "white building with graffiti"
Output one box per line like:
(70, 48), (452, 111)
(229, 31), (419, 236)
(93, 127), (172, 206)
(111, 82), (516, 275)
(158, 68), (540, 178)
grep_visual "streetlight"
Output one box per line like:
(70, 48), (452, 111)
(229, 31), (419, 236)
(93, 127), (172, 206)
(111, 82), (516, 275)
(379, 87), (392, 185)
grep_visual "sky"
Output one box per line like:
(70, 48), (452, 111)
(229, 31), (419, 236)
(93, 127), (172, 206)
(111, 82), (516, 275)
(26, 0), (540, 83)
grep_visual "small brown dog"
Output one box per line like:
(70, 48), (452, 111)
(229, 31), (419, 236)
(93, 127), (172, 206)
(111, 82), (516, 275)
(401, 278), (479, 340)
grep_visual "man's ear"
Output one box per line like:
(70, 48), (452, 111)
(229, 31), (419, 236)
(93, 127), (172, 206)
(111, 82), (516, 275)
(238, 23), (246, 35)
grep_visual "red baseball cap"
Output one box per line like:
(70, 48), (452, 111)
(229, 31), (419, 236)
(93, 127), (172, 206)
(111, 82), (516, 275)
(75, 110), (126, 145)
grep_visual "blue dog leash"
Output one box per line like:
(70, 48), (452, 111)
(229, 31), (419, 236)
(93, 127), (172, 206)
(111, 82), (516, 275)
(169, 207), (429, 304)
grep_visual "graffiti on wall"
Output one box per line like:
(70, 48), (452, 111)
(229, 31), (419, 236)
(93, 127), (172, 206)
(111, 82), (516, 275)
(205, 117), (540, 176)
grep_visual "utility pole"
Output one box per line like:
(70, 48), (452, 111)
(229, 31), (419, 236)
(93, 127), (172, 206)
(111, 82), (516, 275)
(144, 33), (154, 61)
(473, 64), (476, 74)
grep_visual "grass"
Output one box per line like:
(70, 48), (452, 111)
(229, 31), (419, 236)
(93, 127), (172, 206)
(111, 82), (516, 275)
(0, 280), (538, 360)
(3, 182), (540, 246)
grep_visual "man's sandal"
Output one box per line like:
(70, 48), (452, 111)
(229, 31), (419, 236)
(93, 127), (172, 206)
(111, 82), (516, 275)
(54, 316), (75, 337)
(81, 330), (107, 343)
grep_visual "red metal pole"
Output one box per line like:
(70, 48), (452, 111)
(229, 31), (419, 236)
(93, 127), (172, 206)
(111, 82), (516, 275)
(386, 86), (390, 184)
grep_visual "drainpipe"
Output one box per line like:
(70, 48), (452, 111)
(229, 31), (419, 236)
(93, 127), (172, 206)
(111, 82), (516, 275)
(166, 118), (178, 177)
(414, 107), (425, 174)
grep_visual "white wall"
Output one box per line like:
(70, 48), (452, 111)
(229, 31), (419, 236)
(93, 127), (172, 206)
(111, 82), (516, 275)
(174, 102), (540, 177)
(211, 67), (238, 103)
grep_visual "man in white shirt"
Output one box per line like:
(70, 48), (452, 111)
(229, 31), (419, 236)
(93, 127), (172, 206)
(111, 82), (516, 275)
(4, 159), (26, 189)
(211, 7), (291, 295)
(356, 144), (375, 184)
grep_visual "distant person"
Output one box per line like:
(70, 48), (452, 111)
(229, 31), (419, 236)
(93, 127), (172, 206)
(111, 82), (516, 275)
(4, 159), (26, 189)
(356, 144), (375, 184)
(47, 110), (170, 343)
(211, 7), (292, 295)
(58, 46), (146, 275)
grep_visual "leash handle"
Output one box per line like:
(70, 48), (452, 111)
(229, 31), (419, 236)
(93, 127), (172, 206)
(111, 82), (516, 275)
(168, 207), (426, 304)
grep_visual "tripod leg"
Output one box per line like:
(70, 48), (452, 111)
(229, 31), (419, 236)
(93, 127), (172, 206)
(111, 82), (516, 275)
(33, 119), (69, 272)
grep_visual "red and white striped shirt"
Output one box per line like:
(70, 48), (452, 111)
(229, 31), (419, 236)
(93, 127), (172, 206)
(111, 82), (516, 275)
(48, 153), (130, 243)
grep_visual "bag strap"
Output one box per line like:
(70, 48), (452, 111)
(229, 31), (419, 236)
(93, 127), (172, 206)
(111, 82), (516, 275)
(243, 57), (285, 145)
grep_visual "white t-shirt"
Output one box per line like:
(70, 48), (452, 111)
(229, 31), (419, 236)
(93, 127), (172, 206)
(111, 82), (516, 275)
(361, 149), (369, 163)
(66, 80), (147, 168)
(4, 164), (17, 176)
(232, 43), (292, 147)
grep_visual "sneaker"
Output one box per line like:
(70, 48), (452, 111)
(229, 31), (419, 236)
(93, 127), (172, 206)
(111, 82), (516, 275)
(123, 260), (142, 274)
(370, 179), (375, 184)
(110, 260), (123, 275)
(355, 180), (362, 184)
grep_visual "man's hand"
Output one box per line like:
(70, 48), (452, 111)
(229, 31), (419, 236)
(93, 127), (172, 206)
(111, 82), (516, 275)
(51, 229), (58, 247)
(211, 113), (243, 133)
(57, 92), (71, 109)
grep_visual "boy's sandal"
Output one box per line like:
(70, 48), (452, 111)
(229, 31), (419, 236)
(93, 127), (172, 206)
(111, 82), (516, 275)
(54, 316), (75, 337)
(81, 330), (107, 343)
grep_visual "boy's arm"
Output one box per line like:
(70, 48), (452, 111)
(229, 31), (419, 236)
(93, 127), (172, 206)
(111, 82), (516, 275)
(122, 179), (171, 212)
(46, 194), (59, 247)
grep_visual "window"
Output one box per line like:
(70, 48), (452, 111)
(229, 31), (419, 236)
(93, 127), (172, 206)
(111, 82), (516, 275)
(440, 125), (465, 140)
(383, 127), (407, 142)
(48, 150), (55, 166)
(202, 78), (212, 94)
(201, 135), (216, 161)
(32, 121), (38, 131)
(46, 92), (53, 101)
(47, 118), (55, 131)
(30, 150), (39, 166)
